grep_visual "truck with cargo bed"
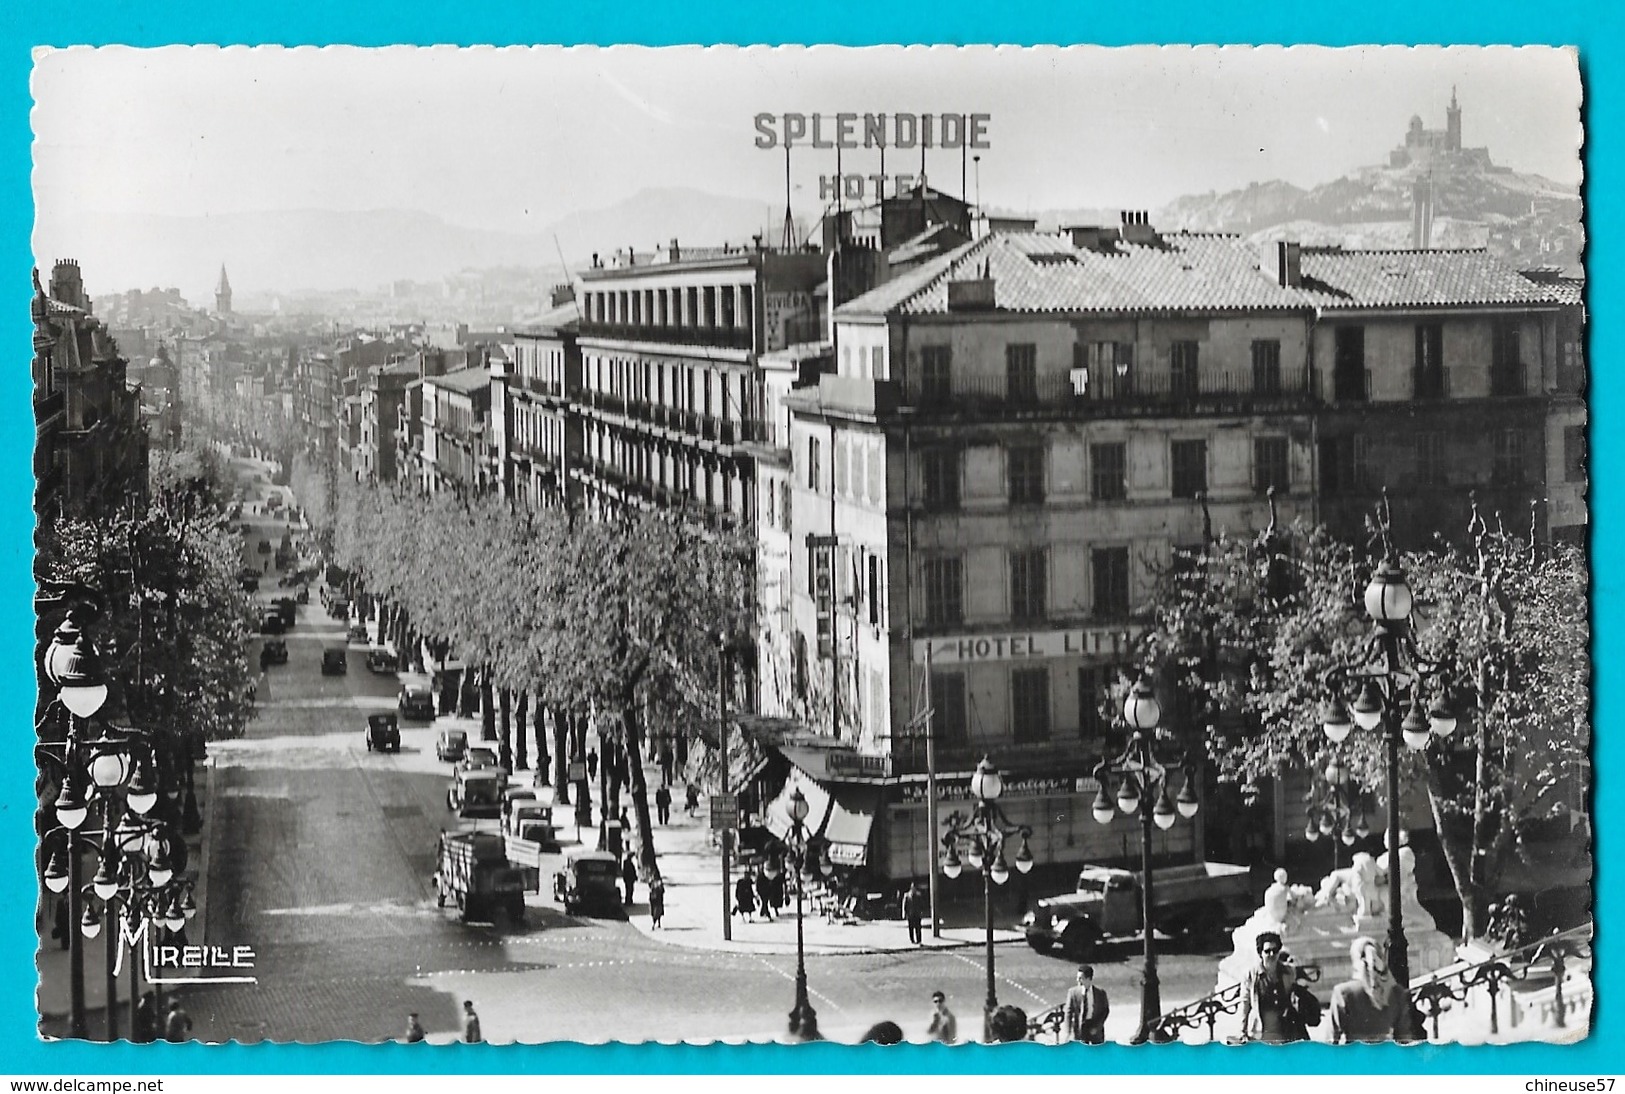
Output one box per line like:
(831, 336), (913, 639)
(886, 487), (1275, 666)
(433, 829), (536, 924)
(1021, 861), (1254, 958)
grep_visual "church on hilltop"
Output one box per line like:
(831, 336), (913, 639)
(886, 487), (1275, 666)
(1389, 87), (1494, 170)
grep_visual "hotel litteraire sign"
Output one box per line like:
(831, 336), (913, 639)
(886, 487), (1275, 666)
(911, 625), (1143, 666)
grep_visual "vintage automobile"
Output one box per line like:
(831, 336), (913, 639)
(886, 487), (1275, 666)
(238, 569), (261, 593)
(400, 682), (437, 721)
(259, 610), (286, 635)
(1021, 862), (1253, 957)
(435, 727), (468, 762)
(271, 597), (298, 628)
(433, 830), (533, 924)
(447, 768), (504, 819)
(321, 647), (347, 675)
(347, 622), (369, 644)
(364, 713), (400, 753)
(367, 649), (399, 675)
(461, 745), (500, 773)
(261, 638), (288, 666)
(327, 596), (350, 621)
(552, 848), (627, 918)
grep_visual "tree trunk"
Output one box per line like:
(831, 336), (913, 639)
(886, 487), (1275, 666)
(515, 691), (529, 773)
(459, 664), (478, 719)
(497, 686), (512, 770)
(479, 667), (496, 743)
(623, 688), (660, 880)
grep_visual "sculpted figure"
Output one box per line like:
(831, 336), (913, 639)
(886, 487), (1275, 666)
(1315, 852), (1381, 919)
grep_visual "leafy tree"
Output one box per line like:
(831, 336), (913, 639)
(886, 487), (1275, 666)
(1136, 508), (1588, 941)
(37, 443), (258, 745)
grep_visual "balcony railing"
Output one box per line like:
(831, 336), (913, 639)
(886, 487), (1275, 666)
(579, 321), (753, 352)
(912, 362), (1310, 415)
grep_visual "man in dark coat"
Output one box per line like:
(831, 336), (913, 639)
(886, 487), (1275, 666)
(133, 991), (158, 1043)
(654, 785), (672, 825)
(621, 853), (638, 906)
(902, 883), (925, 945)
(1064, 965), (1111, 1044)
(734, 871), (756, 923)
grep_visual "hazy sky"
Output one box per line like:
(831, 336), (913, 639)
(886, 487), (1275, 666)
(32, 44), (1581, 274)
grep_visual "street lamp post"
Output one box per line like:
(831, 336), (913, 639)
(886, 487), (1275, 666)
(1090, 677), (1201, 1044)
(780, 787), (822, 1041)
(940, 758), (1035, 1041)
(1320, 556), (1458, 1043)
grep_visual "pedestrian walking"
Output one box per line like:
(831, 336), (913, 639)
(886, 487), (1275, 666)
(133, 991), (157, 1043)
(1064, 965), (1110, 1044)
(649, 877), (666, 929)
(621, 853), (638, 906)
(586, 748), (598, 781)
(654, 784), (672, 825)
(734, 870), (757, 923)
(684, 782), (700, 817)
(902, 882), (925, 945)
(658, 744), (674, 787)
(755, 867), (775, 922)
(926, 990), (958, 1044)
(1237, 931), (1296, 1044)
(1329, 936), (1396, 1044)
(403, 1012), (426, 1043)
(462, 1000), (482, 1043)
(163, 999), (193, 1043)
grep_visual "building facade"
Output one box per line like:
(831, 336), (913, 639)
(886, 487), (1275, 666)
(497, 302), (583, 510)
(420, 366), (496, 495)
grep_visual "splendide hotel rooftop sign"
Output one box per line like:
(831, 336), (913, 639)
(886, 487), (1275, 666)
(912, 625), (1144, 665)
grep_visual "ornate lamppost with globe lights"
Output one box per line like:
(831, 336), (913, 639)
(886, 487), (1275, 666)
(1090, 676), (1200, 1044)
(767, 787), (829, 1041)
(940, 758), (1035, 1041)
(1319, 556), (1459, 1043)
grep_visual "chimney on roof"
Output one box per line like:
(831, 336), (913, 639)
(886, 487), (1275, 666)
(591, 253), (600, 269)
(669, 238), (680, 263)
(1119, 210), (1158, 245)
(753, 232), (765, 253)
(1276, 241), (1303, 288)
(1065, 225), (1118, 252)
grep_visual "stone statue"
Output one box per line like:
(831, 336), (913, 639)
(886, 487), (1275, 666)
(1314, 851), (1381, 920)
(1263, 868), (1293, 925)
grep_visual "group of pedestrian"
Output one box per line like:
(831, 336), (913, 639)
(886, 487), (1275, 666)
(402, 1001), (482, 1044)
(732, 867), (787, 923)
(1236, 930), (1407, 1045)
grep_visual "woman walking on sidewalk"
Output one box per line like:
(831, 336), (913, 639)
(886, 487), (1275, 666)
(649, 877), (666, 929)
(734, 871), (757, 923)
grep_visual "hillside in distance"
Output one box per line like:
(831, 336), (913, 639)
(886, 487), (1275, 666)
(1155, 158), (1582, 273)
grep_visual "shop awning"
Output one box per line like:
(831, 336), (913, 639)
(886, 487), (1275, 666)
(823, 784), (880, 866)
(763, 767), (832, 842)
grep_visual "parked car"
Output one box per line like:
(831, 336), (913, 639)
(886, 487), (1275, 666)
(553, 848), (627, 919)
(293, 583), (310, 605)
(436, 727), (468, 762)
(271, 597), (297, 628)
(367, 649), (399, 674)
(260, 611), (286, 635)
(402, 683), (437, 721)
(347, 622), (369, 644)
(238, 570), (260, 593)
(321, 647), (347, 675)
(364, 713), (400, 753)
(327, 596), (350, 621)
(447, 768), (503, 819)
(261, 638), (288, 665)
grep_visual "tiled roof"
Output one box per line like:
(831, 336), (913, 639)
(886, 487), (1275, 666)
(516, 299), (581, 336)
(425, 366), (491, 394)
(1297, 248), (1565, 309)
(837, 231), (1309, 318)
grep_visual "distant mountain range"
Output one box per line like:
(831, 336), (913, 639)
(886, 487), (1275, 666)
(37, 154), (1583, 306)
(1155, 159), (1582, 273)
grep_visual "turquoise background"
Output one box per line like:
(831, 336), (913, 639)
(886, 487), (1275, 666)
(0, 1), (1613, 1076)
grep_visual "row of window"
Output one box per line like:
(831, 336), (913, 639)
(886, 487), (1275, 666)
(1319, 428), (1535, 495)
(929, 664), (1116, 746)
(582, 284), (752, 330)
(918, 339), (1289, 401)
(1332, 319), (1526, 402)
(920, 546), (1131, 627)
(584, 352), (741, 421)
(916, 437), (1290, 509)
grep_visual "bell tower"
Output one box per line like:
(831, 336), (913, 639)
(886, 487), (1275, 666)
(1446, 85), (1462, 152)
(214, 264), (233, 315)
